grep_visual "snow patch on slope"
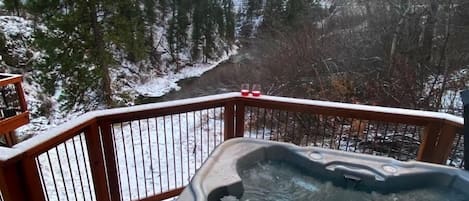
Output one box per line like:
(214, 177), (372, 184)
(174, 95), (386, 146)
(132, 48), (238, 97)
(0, 15), (238, 139)
(0, 16), (44, 69)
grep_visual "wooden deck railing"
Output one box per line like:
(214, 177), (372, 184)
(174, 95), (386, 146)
(0, 93), (464, 201)
(0, 73), (29, 146)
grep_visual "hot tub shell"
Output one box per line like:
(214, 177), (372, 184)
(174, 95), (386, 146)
(178, 138), (469, 201)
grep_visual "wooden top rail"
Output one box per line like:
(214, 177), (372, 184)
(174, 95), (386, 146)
(0, 73), (28, 113)
(0, 93), (240, 165)
(0, 73), (23, 87)
(0, 93), (464, 201)
(239, 95), (463, 164)
(0, 93), (463, 164)
(0, 73), (29, 147)
(240, 95), (463, 128)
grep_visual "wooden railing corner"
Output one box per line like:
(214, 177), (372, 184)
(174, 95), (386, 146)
(0, 156), (45, 201)
(98, 121), (121, 201)
(84, 123), (112, 201)
(417, 121), (459, 164)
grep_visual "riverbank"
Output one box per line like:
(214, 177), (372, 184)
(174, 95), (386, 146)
(16, 47), (240, 140)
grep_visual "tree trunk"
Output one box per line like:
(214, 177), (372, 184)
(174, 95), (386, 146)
(435, 0), (452, 109)
(88, 1), (113, 107)
(421, 0), (438, 64)
(388, 1), (410, 77)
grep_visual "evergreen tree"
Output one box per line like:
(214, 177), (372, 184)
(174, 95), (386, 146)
(2, 0), (22, 16)
(167, 17), (178, 61)
(263, 0), (284, 28)
(143, 0), (159, 65)
(25, 0), (151, 109)
(214, 3), (225, 41)
(191, 1), (204, 59)
(144, 0), (157, 25)
(24, 0), (236, 109)
(191, 0), (234, 60)
(246, 0), (263, 19)
(223, 0), (236, 42)
(105, 0), (147, 62)
(285, 0), (306, 23)
(202, 0), (216, 61)
(175, 0), (191, 53)
(284, 0), (319, 25)
(159, 0), (168, 19)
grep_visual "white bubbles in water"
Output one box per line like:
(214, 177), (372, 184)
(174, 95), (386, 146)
(230, 160), (468, 201)
(220, 196), (239, 201)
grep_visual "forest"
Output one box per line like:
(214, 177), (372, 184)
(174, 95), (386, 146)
(1, 0), (236, 110)
(0, 0), (468, 136)
(236, 0), (469, 114)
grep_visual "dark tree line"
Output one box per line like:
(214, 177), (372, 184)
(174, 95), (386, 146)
(167, 0), (235, 65)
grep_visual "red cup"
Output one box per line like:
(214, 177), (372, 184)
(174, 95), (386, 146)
(241, 84), (250, 96)
(252, 84), (261, 97)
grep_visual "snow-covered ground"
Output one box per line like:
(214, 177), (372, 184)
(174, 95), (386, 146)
(17, 48), (238, 139)
(424, 69), (468, 115)
(0, 13), (239, 139)
(130, 48), (238, 98)
(0, 11), (240, 200)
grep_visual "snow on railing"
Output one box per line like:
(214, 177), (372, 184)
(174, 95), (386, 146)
(0, 93), (464, 201)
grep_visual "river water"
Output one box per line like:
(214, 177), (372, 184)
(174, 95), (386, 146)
(139, 45), (265, 104)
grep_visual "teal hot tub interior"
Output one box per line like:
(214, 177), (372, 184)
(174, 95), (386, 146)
(178, 139), (469, 201)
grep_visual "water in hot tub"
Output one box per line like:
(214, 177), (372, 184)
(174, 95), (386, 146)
(221, 160), (468, 201)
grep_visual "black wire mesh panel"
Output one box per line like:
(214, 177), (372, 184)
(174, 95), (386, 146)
(0, 84), (21, 119)
(244, 106), (423, 162)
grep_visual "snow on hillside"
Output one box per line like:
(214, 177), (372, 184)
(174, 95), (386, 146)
(0, 16), (90, 139)
(0, 14), (239, 139)
(319, 0), (334, 8)
(0, 16), (35, 41)
(0, 13), (238, 198)
(232, 0), (244, 13)
(0, 16), (43, 69)
(128, 48), (237, 98)
(424, 68), (469, 115)
(0, 16), (51, 139)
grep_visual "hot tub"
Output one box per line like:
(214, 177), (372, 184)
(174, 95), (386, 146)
(178, 139), (469, 201)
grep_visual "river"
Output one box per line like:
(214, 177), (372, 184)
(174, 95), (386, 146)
(138, 43), (265, 104)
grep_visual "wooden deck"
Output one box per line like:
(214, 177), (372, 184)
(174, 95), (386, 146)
(0, 93), (464, 201)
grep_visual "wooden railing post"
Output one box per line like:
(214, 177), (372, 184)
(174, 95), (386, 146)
(433, 123), (458, 164)
(84, 123), (112, 201)
(14, 81), (28, 112)
(235, 101), (245, 138)
(0, 157), (45, 201)
(0, 161), (28, 201)
(224, 102), (235, 140)
(22, 157), (47, 201)
(4, 131), (17, 147)
(417, 122), (458, 164)
(99, 122), (121, 201)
